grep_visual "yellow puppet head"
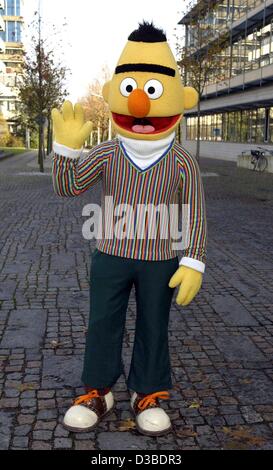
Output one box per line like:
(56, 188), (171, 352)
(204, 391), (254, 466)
(103, 22), (198, 141)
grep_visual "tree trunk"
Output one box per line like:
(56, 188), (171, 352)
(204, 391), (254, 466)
(177, 121), (181, 144)
(38, 122), (44, 173)
(196, 100), (201, 162)
(47, 116), (53, 155)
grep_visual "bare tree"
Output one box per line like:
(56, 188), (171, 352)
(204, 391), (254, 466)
(17, 12), (69, 172)
(177, 0), (229, 160)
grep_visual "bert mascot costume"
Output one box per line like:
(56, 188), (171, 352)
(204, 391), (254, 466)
(52, 22), (207, 437)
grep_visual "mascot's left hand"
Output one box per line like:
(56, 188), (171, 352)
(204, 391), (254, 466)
(169, 266), (203, 306)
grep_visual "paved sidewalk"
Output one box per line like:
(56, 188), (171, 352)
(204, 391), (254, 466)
(0, 152), (272, 450)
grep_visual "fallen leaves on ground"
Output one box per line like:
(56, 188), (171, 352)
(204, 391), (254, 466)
(16, 383), (35, 392)
(222, 426), (267, 448)
(238, 378), (253, 385)
(175, 428), (198, 438)
(50, 340), (69, 350)
(117, 419), (136, 432)
(188, 401), (202, 409)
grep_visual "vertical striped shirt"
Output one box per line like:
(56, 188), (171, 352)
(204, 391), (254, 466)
(52, 139), (207, 262)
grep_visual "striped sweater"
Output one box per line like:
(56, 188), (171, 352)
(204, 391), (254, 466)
(52, 138), (207, 263)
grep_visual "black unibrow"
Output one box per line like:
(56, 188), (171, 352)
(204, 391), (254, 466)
(115, 63), (175, 77)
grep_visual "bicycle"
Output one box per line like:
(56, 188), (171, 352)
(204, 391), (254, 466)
(250, 147), (268, 172)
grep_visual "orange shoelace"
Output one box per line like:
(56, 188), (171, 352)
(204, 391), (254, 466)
(138, 391), (170, 411)
(74, 389), (100, 405)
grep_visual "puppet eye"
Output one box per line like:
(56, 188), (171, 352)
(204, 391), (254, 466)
(144, 79), (163, 99)
(120, 78), (137, 97)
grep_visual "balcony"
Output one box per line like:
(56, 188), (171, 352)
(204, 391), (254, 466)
(201, 59), (273, 98)
(231, 0), (273, 41)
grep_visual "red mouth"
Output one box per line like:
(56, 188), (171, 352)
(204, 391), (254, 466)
(112, 113), (181, 135)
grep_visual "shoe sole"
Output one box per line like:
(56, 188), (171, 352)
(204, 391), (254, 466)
(63, 405), (114, 433)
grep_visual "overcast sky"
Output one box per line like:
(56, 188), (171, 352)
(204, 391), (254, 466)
(23, 0), (186, 102)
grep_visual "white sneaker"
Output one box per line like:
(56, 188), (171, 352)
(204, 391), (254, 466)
(131, 391), (172, 436)
(63, 389), (114, 432)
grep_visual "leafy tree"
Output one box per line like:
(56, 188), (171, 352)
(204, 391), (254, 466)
(80, 66), (113, 145)
(177, 0), (229, 160)
(17, 12), (69, 172)
(0, 113), (11, 146)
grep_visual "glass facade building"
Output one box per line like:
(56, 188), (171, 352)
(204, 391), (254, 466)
(180, 0), (273, 150)
(185, 1), (265, 47)
(186, 108), (272, 143)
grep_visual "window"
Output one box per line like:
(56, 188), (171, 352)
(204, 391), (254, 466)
(7, 21), (16, 41)
(16, 21), (21, 41)
(16, 0), (20, 16)
(6, 20), (21, 42)
(7, 0), (15, 16)
(6, 0), (21, 16)
(250, 109), (257, 143)
(241, 110), (249, 142)
(7, 101), (16, 111)
(186, 107), (267, 144)
(256, 108), (265, 143)
(269, 108), (273, 143)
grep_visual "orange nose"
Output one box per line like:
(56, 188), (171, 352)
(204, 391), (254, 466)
(128, 89), (151, 118)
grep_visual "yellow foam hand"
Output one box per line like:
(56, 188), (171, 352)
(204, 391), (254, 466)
(169, 266), (203, 306)
(51, 101), (93, 149)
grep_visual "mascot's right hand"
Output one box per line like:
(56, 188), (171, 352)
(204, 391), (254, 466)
(51, 100), (93, 150)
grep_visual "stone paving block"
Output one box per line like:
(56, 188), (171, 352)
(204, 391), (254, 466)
(74, 440), (96, 450)
(42, 354), (83, 389)
(54, 438), (73, 449)
(0, 281), (17, 301)
(48, 275), (78, 289)
(211, 294), (258, 326)
(32, 441), (52, 450)
(228, 274), (273, 304)
(0, 411), (14, 450)
(0, 310), (47, 349)
(97, 431), (157, 450)
(223, 370), (273, 405)
(32, 430), (53, 441)
(58, 291), (89, 309)
(213, 334), (266, 361)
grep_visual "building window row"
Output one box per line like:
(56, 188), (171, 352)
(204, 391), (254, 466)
(0, 99), (19, 112)
(0, 20), (22, 42)
(186, 107), (273, 144)
(187, 0), (265, 47)
(0, 0), (21, 16)
(205, 21), (273, 84)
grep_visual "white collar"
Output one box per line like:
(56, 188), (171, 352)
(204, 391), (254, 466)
(118, 132), (175, 160)
(117, 132), (175, 166)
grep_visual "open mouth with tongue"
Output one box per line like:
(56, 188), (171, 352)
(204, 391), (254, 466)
(112, 113), (181, 135)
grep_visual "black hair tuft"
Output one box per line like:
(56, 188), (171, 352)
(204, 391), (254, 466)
(128, 21), (167, 43)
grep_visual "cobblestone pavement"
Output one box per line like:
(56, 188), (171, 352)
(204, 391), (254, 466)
(0, 151), (273, 450)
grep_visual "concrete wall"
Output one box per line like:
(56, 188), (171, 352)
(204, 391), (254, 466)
(238, 153), (273, 173)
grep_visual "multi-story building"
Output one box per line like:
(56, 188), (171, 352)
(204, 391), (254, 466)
(179, 0), (273, 161)
(0, 0), (24, 134)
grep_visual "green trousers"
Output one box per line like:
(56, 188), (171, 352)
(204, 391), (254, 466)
(81, 249), (178, 394)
